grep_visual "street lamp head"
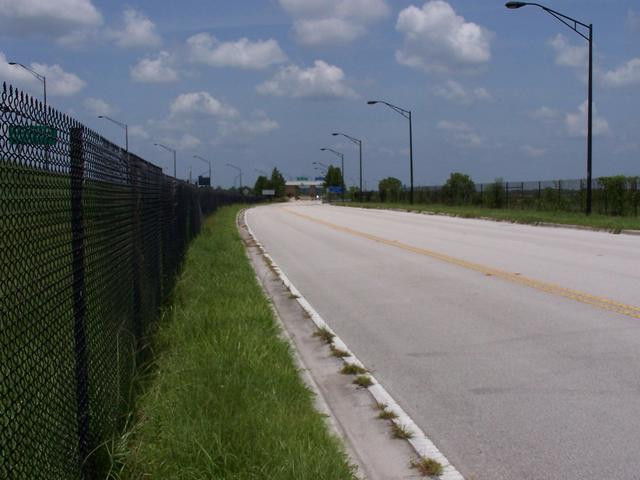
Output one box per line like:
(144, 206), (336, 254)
(505, 2), (527, 9)
(8, 62), (17, 65)
(320, 148), (327, 151)
(367, 101), (379, 105)
(331, 133), (339, 136)
(97, 115), (104, 118)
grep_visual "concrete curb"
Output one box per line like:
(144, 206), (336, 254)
(244, 209), (465, 480)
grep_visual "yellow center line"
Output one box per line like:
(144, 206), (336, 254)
(283, 207), (640, 320)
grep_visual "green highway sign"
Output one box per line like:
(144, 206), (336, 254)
(9, 125), (57, 146)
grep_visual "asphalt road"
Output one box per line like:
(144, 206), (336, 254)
(246, 203), (640, 480)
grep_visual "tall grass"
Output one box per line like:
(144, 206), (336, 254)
(113, 206), (355, 480)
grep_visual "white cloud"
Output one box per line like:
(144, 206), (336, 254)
(433, 80), (492, 104)
(257, 60), (357, 100)
(187, 33), (287, 69)
(527, 106), (560, 123)
(106, 8), (161, 48)
(177, 133), (201, 150)
(129, 125), (149, 139)
(436, 120), (484, 146)
(279, 0), (389, 46)
(7, 61), (87, 96)
(522, 145), (546, 158)
(218, 111), (279, 137)
(548, 34), (587, 68)
(84, 97), (112, 116)
(169, 92), (238, 119)
(0, 0), (102, 42)
(396, 1), (492, 73)
(602, 58), (640, 88)
(565, 101), (610, 138)
(130, 51), (179, 83)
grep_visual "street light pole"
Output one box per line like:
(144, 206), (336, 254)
(193, 155), (212, 186)
(332, 133), (362, 202)
(367, 100), (414, 204)
(155, 143), (176, 177)
(505, 1), (593, 215)
(320, 148), (345, 201)
(9, 62), (50, 169)
(98, 115), (128, 153)
(226, 163), (243, 190)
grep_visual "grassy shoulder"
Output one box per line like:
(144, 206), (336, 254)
(334, 202), (640, 232)
(114, 205), (355, 480)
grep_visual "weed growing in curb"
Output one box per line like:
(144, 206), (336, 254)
(353, 375), (373, 388)
(391, 423), (414, 440)
(340, 364), (367, 375)
(373, 402), (388, 411)
(411, 457), (444, 477)
(378, 409), (398, 420)
(330, 346), (351, 358)
(313, 327), (335, 344)
(288, 292), (300, 299)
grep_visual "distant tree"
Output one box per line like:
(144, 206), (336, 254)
(324, 165), (344, 189)
(378, 177), (402, 203)
(442, 172), (475, 205)
(598, 175), (628, 216)
(270, 168), (286, 198)
(253, 175), (270, 196)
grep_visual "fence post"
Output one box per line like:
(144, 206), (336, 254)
(129, 155), (143, 343)
(506, 181), (510, 209)
(635, 178), (639, 217)
(70, 126), (91, 478)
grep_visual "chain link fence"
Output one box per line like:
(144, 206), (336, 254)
(0, 82), (257, 479)
(358, 177), (639, 216)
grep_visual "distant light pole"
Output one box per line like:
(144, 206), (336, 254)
(320, 148), (345, 201)
(9, 62), (46, 108)
(154, 143), (176, 177)
(226, 163), (243, 190)
(98, 115), (128, 152)
(332, 133), (362, 201)
(193, 155), (212, 186)
(10, 62), (50, 169)
(505, 1), (593, 215)
(368, 100), (414, 204)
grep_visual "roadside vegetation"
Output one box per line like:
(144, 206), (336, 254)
(334, 202), (640, 232)
(112, 206), (356, 480)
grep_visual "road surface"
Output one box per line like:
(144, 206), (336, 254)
(246, 202), (640, 480)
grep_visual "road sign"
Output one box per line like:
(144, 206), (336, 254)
(9, 125), (57, 146)
(296, 176), (309, 181)
(262, 189), (275, 196)
(328, 186), (343, 194)
(198, 176), (211, 186)
(314, 176), (325, 181)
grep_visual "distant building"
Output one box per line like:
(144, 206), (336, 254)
(285, 180), (324, 198)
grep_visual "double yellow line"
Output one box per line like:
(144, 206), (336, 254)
(284, 207), (640, 320)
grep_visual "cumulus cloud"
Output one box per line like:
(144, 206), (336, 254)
(130, 51), (179, 83)
(169, 92), (238, 119)
(527, 106), (560, 123)
(106, 8), (161, 48)
(186, 33), (287, 69)
(0, 0), (102, 43)
(129, 125), (150, 139)
(602, 58), (640, 88)
(84, 97), (112, 116)
(257, 60), (357, 100)
(565, 101), (610, 138)
(437, 120), (484, 146)
(396, 1), (492, 73)
(522, 145), (546, 158)
(548, 34), (587, 68)
(218, 111), (279, 137)
(433, 80), (492, 104)
(279, 0), (389, 46)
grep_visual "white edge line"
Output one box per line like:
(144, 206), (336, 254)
(244, 209), (465, 480)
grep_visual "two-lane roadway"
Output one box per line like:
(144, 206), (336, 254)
(246, 203), (640, 480)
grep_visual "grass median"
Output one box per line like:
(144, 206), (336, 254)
(113, 205), (355, 480)
(334, 202), (640, 232)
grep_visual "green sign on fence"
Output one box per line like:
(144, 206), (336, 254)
(8, 125), (57, 146)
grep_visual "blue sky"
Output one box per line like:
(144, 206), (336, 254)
(1, 0), (638, 188)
